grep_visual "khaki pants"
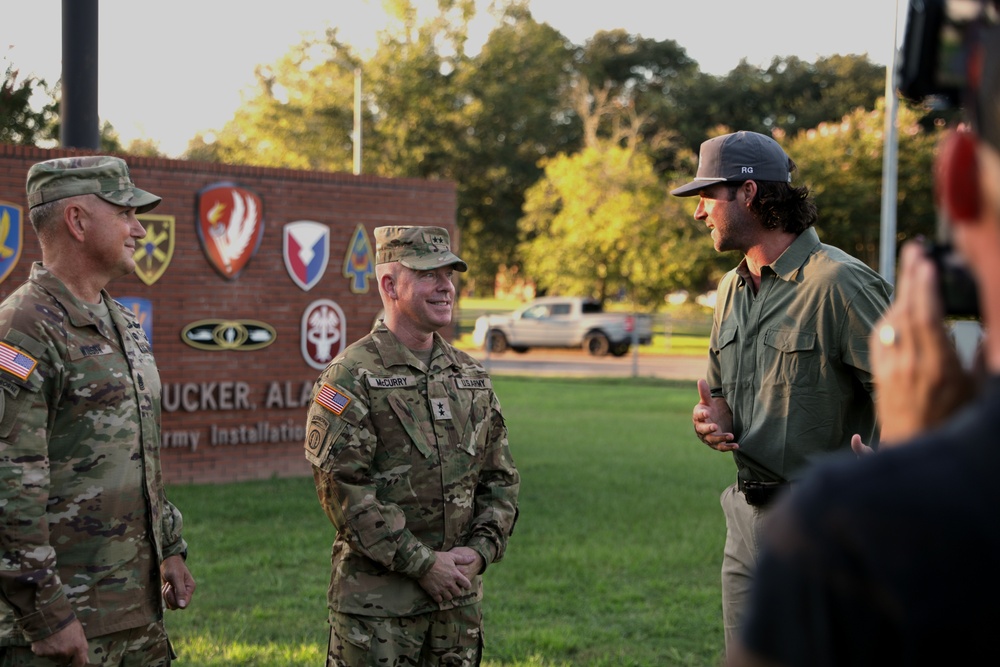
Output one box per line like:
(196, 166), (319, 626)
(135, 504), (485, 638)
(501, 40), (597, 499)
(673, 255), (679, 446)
(720, 482), (771, 657)
(326, 604), (482, 667)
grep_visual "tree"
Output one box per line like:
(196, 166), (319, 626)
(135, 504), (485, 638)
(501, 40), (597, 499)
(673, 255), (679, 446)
(1, 61), (56, 145)
(575, 29), (702, 169)
(788, 100), (939, 268)
(124, 137), (165, 158)
(678, 55), (885, 154)
(183, 33), (361, 170)
(360, 0), (474, 180)
(519, 142), (717, 309)
(453, 2), (579, 291)
(169, 5), (904, 299)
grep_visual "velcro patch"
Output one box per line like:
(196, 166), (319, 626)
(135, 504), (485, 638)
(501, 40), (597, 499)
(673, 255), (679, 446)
(431, 398), (452, 421)
(368, 375), (416, 389)
(79, 343), (113, 357)
(0, 341), (37, 381)
(455, 377), (492, 390)
(315, 383), (351, 415)
(0, 377), (20, 398)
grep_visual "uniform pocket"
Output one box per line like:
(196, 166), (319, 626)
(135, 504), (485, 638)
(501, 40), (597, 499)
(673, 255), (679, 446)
(713, 325), (740, 395)
(761, 329), (819, 396)
(459, 386), (491, 457)
(387, 390), (434, 458)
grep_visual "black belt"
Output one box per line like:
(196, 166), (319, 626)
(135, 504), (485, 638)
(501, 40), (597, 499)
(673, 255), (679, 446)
(738, 479), (789, 508)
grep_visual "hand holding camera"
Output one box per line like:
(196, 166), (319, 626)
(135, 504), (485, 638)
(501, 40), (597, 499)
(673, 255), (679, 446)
(870, 241), (976, 446)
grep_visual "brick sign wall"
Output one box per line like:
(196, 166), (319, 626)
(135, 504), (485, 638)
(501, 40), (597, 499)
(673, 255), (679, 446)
(0, 144), (458, 484)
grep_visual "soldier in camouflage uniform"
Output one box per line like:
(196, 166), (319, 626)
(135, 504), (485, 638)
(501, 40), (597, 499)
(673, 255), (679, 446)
(0, 157), (195, 667)
(305, 226), (519, 667)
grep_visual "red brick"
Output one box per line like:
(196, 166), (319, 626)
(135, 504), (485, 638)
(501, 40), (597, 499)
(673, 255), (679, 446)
(0, 145), (457, 484)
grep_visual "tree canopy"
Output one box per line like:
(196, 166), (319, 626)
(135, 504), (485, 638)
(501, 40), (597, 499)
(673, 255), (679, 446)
(1, 61), (56, 146)
(519, 141), (720, 310)
(790, 101), (939, 269)
(5, 0), (939, 307)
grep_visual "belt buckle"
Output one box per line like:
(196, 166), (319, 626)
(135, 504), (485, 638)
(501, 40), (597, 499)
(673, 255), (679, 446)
(741, 480), (783, 508)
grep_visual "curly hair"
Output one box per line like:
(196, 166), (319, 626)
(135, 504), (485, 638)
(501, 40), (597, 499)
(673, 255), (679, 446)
(748, 178), (818, 235)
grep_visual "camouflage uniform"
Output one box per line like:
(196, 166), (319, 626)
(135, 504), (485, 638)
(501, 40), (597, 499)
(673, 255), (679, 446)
(0, 263), (187, 647)
(305, 226), (518, 666)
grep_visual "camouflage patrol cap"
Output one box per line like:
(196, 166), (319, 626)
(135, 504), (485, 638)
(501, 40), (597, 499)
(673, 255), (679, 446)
(25, 156), (162, 213)
(374, 226), (468, 272)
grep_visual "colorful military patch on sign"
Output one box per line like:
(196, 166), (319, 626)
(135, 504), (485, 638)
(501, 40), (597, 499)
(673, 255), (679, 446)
(315, 383), (351, 415)
(196, 182), (264, 280)
(181, 320), (276, 351)
(343, 224), (375, 294)
(133, 215), (175, 286)
(0, 341), (37, 380)
(0, 201), (24, 285)
(283, 221), (330, 291)
(301, 299), (346, 370)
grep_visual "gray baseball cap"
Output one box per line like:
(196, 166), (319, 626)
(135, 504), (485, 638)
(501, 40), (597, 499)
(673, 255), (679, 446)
(374, 225), (468, 272)
(26, 156), (162, 213)
(671, 131), (793, 197)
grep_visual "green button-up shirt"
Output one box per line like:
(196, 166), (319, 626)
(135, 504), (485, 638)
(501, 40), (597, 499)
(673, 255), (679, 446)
(707, 228), (891, 483)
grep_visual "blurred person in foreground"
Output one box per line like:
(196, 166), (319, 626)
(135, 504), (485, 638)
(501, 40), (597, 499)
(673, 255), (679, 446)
(671, 131), (892, 654)
(304, 226), (519, 667)
(0, 157), (194, 667)
(729, 1), (1000, 664)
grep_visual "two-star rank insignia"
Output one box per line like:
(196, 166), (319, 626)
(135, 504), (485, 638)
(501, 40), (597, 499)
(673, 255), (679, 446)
(433, 398), (452, 420)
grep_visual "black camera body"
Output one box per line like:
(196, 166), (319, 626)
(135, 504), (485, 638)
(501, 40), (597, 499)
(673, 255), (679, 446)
(898, 0), (997, 318)
(897, 0), (979, 105)
(926, 241), (980, 317)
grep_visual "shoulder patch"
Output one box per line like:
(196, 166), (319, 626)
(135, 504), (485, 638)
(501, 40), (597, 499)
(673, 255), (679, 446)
(367, 375), (416, 388)
(455, 377), (492, 390)
(0, 341), (37, 381)
(315, 383), (351, 415)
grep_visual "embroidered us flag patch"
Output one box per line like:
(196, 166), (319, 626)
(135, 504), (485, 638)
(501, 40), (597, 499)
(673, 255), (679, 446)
(0, 342), (37, 380)
(315, 383), (351, 415)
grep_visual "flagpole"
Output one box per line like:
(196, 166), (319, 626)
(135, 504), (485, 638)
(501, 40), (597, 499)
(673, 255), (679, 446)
(879, 0), (902, 285)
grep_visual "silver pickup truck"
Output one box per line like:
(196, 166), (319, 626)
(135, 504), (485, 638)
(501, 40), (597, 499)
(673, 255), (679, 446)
(472, 296), (653, 357)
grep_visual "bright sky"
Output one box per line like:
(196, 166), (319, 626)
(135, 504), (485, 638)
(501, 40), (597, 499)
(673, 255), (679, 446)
(2, 0), (907, 158)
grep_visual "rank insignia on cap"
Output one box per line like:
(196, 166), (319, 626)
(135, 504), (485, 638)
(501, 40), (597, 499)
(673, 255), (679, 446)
(315, 383), (351, 415)
(0, 341), (37, 381)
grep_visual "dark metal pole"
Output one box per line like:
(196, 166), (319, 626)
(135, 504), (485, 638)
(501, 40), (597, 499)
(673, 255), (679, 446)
(61, 0), (100, 149)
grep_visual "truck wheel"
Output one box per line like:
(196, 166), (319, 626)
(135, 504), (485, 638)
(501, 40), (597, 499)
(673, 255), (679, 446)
(486, 330), (509, 354)
(511, 346), (530, 354)
(584, 331), (611, 357)
(610, 342), (630, 357)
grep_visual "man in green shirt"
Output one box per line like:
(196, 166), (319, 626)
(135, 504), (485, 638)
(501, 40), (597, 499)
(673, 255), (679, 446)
(671, 131), (891, 656)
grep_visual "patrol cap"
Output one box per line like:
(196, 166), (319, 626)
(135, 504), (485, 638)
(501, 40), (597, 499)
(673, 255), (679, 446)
(25, 156), (162, 213)
(374, 226), (468, 272)
(671, 131), (793, 197)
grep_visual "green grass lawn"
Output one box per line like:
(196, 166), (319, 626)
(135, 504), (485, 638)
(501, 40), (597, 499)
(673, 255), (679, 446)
(164, 376), (732, 667)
